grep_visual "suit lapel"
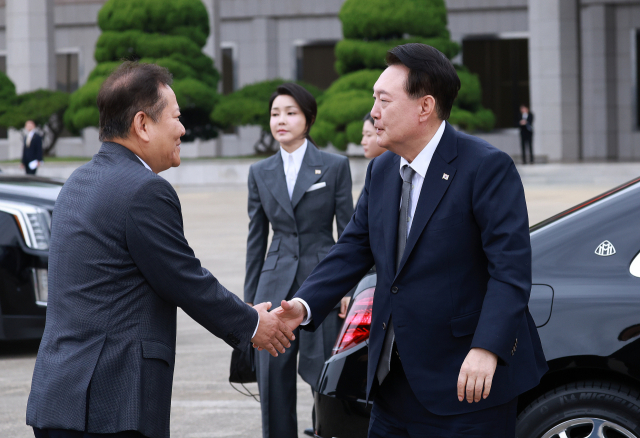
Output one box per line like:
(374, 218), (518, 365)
(381, 154), (402, 276)
(260, 153), (296, 220)
(396, 123), (458, 276)
(291, 143), (324, 209)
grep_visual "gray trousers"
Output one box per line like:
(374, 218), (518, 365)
(255, 281), (342, 438)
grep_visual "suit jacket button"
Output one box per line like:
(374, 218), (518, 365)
(293, 232), (298, 237)
(293, 255), (298, 261)
(382, 322), (386, 330)
(391, 286), (398, 294)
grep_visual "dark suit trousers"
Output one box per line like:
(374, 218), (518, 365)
(256, 280), (301, 438)
(33, 428), (145, 438)
(368, 353), (517, 438)
(520, 130), (533, 164)
(26, 167), (37, 175)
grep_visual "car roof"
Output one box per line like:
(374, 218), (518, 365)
(0, 175), (63, 206)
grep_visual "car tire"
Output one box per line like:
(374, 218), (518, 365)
(516, 380), (640, 438)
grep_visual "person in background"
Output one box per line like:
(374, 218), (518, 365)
(519, 104), (534, 164)
(361, 112), (385, 159)
(244, 83), (354, 438)
(21, 120), (43, 175)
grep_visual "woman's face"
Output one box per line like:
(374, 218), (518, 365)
(361, 120), (384, 159)
(270, 94), (308, 150)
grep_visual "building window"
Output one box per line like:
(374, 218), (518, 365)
(56, 53), (79, 93)
(221, 47), (235, 96)
(462, 38), (530, 129)
(296, 42), (339, 90)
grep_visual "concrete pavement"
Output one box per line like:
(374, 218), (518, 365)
(1, 161), (639, 438)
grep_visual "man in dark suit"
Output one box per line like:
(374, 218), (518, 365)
(26, 62), (294, 438)
(21, 120), (43, 175)
(276, 44), (548, 437)
(519, 105), (534, 164)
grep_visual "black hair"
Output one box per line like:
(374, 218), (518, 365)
(269, 83), (317, 143)
(363, 112), (374, 124)
(97, 61), (173, 141)
(386, 43), (460, 120)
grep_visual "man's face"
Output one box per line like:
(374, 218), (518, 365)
(370, 65), (423, 153)
(25, 121), (35, 132)
(146, 85), (185, 172)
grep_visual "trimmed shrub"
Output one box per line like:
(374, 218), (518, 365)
(339, 0), (449, 40)
(65, 0), (219, 141)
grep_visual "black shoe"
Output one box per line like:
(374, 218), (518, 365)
(304, 428), (315, 437)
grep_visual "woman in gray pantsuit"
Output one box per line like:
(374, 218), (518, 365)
(244, 83), (354, 438)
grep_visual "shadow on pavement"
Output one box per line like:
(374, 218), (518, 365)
(0, 339), (41, 358)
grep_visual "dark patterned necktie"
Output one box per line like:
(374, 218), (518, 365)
(376, 164), (415, 385)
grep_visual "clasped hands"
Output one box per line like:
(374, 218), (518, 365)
(250, 300), (498, 404)
(249, 300), (307, 357)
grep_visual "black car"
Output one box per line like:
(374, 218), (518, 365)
(314, 177), (640, 438)
(0, 176), (61, 340)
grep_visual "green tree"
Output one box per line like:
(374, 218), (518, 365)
(312, 0), (494, 150)
(211, 79), (323, 154)
(0, 72), (69, 156)
(64, 0), (219, 142)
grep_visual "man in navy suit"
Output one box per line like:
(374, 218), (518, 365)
(276, 44), (548, 437)
(26, 62), (294, 438)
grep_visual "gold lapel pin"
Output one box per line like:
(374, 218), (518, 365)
(442, 173), (449, 180)
(315, 169), (321, 175)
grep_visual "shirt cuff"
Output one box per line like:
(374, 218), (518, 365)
(251, 308), (260, 339)
(292, 297), (312, 326)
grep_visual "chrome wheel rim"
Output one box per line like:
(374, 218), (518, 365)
(541, 417), (637, 438)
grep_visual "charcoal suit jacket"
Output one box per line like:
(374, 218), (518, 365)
(294, 122), (548, 415)
(26, 142), (258, 438)
(244, 142), (353, 383)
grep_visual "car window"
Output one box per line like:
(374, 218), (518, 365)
(630, 252), (640, 278)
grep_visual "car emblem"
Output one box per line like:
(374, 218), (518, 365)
(595, 240), (616, 257)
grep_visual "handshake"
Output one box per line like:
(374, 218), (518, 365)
(249, 300), (308, 357)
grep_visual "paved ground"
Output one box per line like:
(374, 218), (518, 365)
(1, 162), (638, 438)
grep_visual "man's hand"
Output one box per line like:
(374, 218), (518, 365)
(273, 299), (307, 332)
(457, 347), (498, 403)
(251, 302), (295, 357)
(338, 297), (351, 319)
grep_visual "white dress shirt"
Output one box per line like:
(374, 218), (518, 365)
(135, 153), (260, 339)
(280, 139), (308, 199)
(295, 121), (446, 325)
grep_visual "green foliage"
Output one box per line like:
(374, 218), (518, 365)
(0, 90), (69, 129)
(311, 70), (379, 149)
(316, 0), (494, 149)
(65, 0), (219, 141)
(0, 79), (70, 155)
(211, 79), (323, 132)
(335, 37), (459, 75)
(98, 0), (209, 48)
(340, 0), (449, 40)
(0, 71), (16, 103)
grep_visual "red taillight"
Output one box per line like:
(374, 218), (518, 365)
(332, 287), (375, 356)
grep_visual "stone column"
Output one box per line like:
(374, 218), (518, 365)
(580, 3), (617, 160)
(6, 0), (55, 93)
(529, 0), (581, 161)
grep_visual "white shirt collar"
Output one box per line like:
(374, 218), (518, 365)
(280, 139), (308, 173)
(135, 154), (153, 172)
(399, 120), (446, 178)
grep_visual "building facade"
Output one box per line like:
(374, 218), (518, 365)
(0, 0), (639, 161)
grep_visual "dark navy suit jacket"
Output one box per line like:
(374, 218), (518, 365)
(295, 122), (548, 415)
(27, 142), (258, 438)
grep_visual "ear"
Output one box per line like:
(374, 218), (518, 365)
(418, 95), (437, 122)
(132, 111), (151, 143)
